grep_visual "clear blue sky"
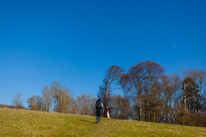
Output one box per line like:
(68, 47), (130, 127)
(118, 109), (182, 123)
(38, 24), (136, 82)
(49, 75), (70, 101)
(0, 0), (206, 107)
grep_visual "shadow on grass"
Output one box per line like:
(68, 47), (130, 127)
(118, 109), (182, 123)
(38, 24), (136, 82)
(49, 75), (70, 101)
(80, 119), (96, 124)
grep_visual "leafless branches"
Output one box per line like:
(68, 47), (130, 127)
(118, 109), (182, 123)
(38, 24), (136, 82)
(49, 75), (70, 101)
(12, 93), (23, 108)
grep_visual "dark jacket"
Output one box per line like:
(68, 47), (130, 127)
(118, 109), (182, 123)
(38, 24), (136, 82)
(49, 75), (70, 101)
(96, 101), (103, 112)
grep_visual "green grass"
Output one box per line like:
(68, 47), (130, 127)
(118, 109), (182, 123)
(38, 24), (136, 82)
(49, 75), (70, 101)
(0, 108), (205, 137)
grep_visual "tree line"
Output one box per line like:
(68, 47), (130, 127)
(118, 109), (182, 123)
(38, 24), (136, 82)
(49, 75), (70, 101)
(98, 61), (206, 127)
(12, 60), (206, 127)
(12, 81), (96, 116)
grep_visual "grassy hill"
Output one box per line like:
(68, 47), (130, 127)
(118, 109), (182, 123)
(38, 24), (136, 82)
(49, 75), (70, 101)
(0, 108), (205, 137)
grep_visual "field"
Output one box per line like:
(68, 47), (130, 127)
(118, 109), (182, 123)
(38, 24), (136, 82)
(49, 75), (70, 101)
(0, 108), (205, 137)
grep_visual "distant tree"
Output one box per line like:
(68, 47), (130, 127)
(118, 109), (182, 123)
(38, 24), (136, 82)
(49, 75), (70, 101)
(51, 81), (74, 113)
(120, 61), (165, 122)
(110, 95), (132, 120)
(12, 93), (23, 108)
(143, 60), (165, 122)
(181, 77), (198, 125)
(27, 95), (43, 110)
(0, 104), (26, 109)
(110, 95), (119, 118)
(182, 69), (206, 114)
(76, 94), (96, 116)
(118, 95), (133, 120)
(160, 74), (181, 124)
(77, 95), (85, 115)
(120, 62), (146, 121)
(41, 85), (54, 112)
(98, 65), (124, 115)
(71, 100), (80, 114)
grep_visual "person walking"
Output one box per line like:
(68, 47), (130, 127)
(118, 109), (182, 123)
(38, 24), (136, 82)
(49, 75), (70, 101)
(96, 99), (104, 123)
(106, 106), (111, 120)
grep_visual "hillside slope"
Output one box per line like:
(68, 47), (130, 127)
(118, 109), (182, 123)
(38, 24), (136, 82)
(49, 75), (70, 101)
(0, 108), (205, 137)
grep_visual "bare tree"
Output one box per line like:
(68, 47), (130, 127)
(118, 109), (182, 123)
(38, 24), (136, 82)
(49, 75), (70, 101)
(160, 74), (181, 124)
(71, 100), (80, 114)
(181, 69), (206, 126)
(98, 65), (124, 115)
(118, 95), (132, 120)
(77, 95), (85, 115)
(120, 62), (146, 121)
(76, 94), (96, 116)
(181, 77), (198, 125)
(27, 95), (43, 110)
(110, 95), (119, 119)
(41, 85), (54, 112)
(12, 93), (23, 108)
(120, 61), (164, 122)
(109, 95), (132, 120)
(182, 69), (206, 114)
(143, 60), (165, 122)
(51, 81), (74, 113)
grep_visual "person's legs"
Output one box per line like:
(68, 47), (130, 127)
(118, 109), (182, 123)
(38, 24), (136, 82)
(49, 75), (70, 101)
(107, 112), (110, 120)
(96, 112), (99, 123)
(98, 111), (101, 122)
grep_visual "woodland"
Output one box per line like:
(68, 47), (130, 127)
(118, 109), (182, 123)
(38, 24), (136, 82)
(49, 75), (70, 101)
(11, 60), (206, 127)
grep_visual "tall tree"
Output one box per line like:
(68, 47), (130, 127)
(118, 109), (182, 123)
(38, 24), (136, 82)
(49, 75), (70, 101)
(110, 95), (119, 119)
(121, 61), (164, 122)
(41, 85), (54, 112)
(161, 74), (181, 124)
(182, 69), (206, 114)
(98, 65), (124, 115)
(51, 81), (74, 113)
(143, 60), (165, 122)
(181, 77), (198, 125)
(109, 95), (132, 119)
(120, 62), (146, 121)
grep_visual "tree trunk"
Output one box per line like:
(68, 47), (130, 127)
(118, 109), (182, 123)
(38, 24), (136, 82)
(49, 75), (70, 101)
(183, 83), (186, 126)
(166, 97), (168, 123)
(138, 92), (141, 121)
